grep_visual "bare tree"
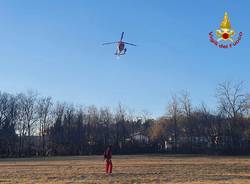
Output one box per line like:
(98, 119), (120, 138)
(115, 103), (127, 122)
(140, 109), (152, 123)
(216, 81), (248, 119)
(0, 93), (18, 156)
(37, 97), (53, 156)
(19, 91), (38, 155)
(149, 117), (167, 142)
(100, 107), (113, 146)
(216, 81), (250, 150)
(0, 92), (9, 128)
(115, 103), (128, 149)
(181, 92), (192, 118)
(167, 95), (181, 152)
(49, 102), (66, 155)
(245, 93), (250, 116)
(180, 92), (194, 151)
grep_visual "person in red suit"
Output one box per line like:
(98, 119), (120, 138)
(104, 145), (112, 174)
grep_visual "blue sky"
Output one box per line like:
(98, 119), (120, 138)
(0, 0), (249, 117)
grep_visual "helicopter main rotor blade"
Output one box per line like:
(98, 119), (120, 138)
(124, 42), (136, 46)
(102, 42), (118, 45)
(120, 32), (124, 41)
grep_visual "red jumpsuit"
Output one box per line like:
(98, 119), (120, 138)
(104, 148), (112, 174)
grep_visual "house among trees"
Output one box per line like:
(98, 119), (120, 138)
(128, 132), (149, 144)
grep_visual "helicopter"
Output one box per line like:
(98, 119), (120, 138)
(102, 32), (136, 56)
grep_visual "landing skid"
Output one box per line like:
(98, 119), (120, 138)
(115, 50), (126, 56)
(115, 53), (126, 56)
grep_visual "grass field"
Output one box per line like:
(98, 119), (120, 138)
(0, 155), (250, 184)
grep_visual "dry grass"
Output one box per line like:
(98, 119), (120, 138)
(0, 155), (250, 184)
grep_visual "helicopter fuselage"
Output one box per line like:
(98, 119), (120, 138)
(118, 41), (125, 51)
(116, 41), (126, 55)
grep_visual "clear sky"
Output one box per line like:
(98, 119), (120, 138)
(0, 0), (249, 117)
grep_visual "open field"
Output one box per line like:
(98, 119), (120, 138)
(0, 155), (250, 184)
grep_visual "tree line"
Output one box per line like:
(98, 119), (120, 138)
(0, 81), (250, 157)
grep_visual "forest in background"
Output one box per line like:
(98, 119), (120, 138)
(1, 81), (250, 158)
